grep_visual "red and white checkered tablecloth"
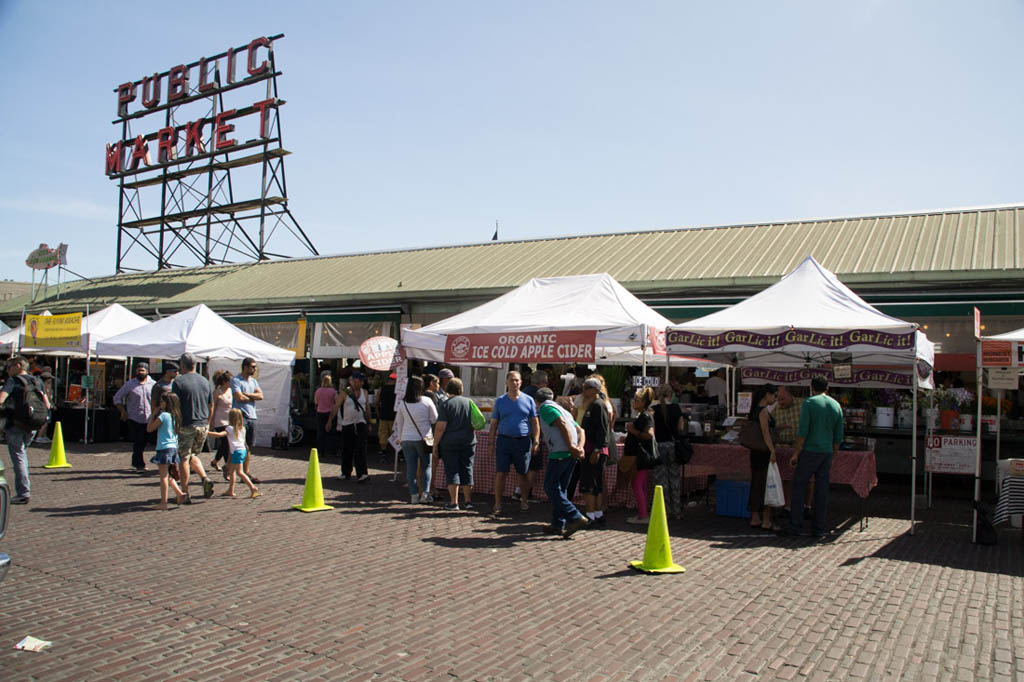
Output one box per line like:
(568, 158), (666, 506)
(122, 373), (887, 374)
(690, 444), (877, 499)
(432, 431), (712, 508)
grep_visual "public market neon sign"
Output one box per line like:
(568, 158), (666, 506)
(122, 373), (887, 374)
(104, 36), (278, 176)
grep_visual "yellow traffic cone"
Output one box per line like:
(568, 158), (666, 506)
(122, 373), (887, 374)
(629, 485), (685, 574)
(43, 422), (72, 469)
(292, 448), (333, 512)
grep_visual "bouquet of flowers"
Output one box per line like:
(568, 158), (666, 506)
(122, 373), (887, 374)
(936, 387), (974, 411)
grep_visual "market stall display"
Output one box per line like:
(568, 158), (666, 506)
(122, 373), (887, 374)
(666, 256), (934, 533)
(97, 304), (296, 447)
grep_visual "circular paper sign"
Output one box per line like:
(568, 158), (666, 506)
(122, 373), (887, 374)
(359, 336), (403, 372)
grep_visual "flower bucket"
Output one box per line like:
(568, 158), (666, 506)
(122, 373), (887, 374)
(924, 408), (938, 430)
(897, 409), (914, 429)
(959, 414), (974, 432)
(874, 407), (895, 428)
(939, 409), (959, 431)
(982, 416), (999, 433)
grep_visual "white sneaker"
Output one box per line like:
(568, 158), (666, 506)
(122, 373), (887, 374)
(35, 437), (51, 444)
(626, 516), (649, 525)
(420, 493), (434, 503)
(410, 494), (420, 504)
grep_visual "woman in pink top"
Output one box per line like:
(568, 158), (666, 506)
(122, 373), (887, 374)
(208, 370), (234, 473)
(314, 372), (338, 459)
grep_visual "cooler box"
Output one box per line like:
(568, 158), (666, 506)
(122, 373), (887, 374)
(715, 479), (751, 518)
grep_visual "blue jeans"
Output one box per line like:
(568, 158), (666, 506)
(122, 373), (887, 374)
(5, 425), (33, 498)
(544, 457), (583, 528)
(788, 449), (832, 535)
(402, 440), (431, 497)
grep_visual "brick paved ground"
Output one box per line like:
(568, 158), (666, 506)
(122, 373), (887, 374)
(0, 440), (1021, 681)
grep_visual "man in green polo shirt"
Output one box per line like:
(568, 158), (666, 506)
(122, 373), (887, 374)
(783, 375), (843, 538)
(535, 387), (589, 539)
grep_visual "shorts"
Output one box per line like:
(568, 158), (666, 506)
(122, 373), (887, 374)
(178, 425), (209, 459)
(579, 450), (608, 494)
(496, 435), (531, 475)
(441, 444), (475, 486)
(150, 448), (181, 465)
(230, 449), (248, 464)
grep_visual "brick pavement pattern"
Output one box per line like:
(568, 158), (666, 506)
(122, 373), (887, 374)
(0, 441), (1021, 681)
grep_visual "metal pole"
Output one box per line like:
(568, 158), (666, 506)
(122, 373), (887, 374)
(84, 305), (91, 444)
(972, 348), (983, 543)
(910, 363), (918, 535)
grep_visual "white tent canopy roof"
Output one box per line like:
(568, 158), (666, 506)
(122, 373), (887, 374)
(982, 327), (1024, 342)
(96, 303), (295, 364)
(667, 256), (934, 372)
(0, 310), (50, 354)
(402, 273), (708, 366)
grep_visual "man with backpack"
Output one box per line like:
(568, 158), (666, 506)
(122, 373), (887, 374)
(0, 356), (52, 504)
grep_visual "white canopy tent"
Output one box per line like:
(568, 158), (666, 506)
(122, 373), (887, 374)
(97, 304), (296, 447)
(404, 272), (702, 368)
(16, 304), (150, 357)
(666, 256), (936, 533)
(0, 311), (51, 354)
(974, 326), (1024, 541)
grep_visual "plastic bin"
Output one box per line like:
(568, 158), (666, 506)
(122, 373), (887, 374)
(715, 479), (751, 518)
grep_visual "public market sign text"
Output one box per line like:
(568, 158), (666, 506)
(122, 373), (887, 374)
(105, 36), (278, 176)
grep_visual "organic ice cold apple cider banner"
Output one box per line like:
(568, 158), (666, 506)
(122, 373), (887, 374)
(444, 331), (597, 363)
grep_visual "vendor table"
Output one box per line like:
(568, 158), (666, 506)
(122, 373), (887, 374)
(690, 443), (877, 529)
(993, 476), (1024, 526)
(56, 407), (123, 443)
(432, 431), (713, 509)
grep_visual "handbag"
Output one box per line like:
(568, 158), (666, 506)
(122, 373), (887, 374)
(673, 435), (693, 465)
(402, 401), (433, 451)
(617, 453), (637, 476)
(637, 439), (661, 470)
(764, 461), (785, 507)
(739, 419), (766, 451)
(469, 399), (487, 431)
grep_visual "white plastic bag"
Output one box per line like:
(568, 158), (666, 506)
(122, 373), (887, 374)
(764, 462), (785, 507)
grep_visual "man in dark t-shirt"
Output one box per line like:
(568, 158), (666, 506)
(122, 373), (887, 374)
(171, 353), (215, 499)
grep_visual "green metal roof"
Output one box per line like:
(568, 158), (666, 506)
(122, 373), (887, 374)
(6, 204), (1023, 317)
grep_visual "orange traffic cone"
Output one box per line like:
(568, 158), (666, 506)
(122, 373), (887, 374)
(43, 422), (72, 469)
(292, 448), (333, 512)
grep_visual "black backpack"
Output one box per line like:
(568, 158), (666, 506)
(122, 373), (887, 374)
(11, 375), (49, 431)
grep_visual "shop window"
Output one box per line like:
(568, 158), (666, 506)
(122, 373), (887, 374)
(313, 321), (392, 359)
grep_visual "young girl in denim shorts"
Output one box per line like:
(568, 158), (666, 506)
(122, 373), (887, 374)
(146, 392), (188, 509)
(208, 408), (261, 499)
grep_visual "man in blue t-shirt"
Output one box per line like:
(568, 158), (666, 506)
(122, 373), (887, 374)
(488, 370), (539, 515)
(230, 357), (264, 483)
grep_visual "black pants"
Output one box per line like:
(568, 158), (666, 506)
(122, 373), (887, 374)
(128, 419), (148, 470)
(316, 412), (337, 458)
(748, 448), (771, 513)
(340, 422), (368, 477)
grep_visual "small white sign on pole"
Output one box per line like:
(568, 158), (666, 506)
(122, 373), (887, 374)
(737, 391), (752, 415)
(925, 434), (978, 475)
(987, 368), (1020, 391)
(832, 364), (852, 380)
(631, 375), (661, 388)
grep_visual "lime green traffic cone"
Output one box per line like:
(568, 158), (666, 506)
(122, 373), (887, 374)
(629, 485), (685, 574)
(292, 448), (333, 512)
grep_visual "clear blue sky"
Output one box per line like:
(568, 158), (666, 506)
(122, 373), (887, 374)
(1, 1), (1022, 279)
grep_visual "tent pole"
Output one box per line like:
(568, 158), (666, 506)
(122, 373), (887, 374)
(910, 363), (917, 535)
(641, 326), (648, 378)
(972, 346), (982, 543)
(84, 305), (90, 444)
(996, 389), (1002, 491)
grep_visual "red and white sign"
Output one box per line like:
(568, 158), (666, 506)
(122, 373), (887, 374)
(981, 340), (1022, 367)
(444, 330), (597, 364)
(358, 336), (404, 372)
(925, 435), (977, 475)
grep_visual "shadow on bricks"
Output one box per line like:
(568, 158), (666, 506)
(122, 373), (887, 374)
(29, 499), (156, 517)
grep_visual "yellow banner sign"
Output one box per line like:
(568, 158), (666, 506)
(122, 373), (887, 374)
(21, 313), (82, 349)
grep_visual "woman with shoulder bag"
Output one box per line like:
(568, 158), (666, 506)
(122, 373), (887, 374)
(623, 387), (656, 524)
(747, 384), (778, 530)
(393, 375), (438, 504)
(652, 384), (686, 520)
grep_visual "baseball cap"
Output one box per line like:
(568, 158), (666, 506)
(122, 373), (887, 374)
(438, 368), (454, 380)
(583, 377), (602, 389)
(351, 370), (365, 380)
(163, 360), (180, 372)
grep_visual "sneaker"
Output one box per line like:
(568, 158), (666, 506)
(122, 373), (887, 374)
(443, 503), (460, 511)
(511, 490), (522, 502)
(420, 493), (434, 504)
(182, 495), (193, 505)
(202, 478), (215, 499)
(11, 495), (29, 505)
(357, 474), (370, 483)
(563, 516), (589, 539)
(35, 436), (51, 444)
(593, 515), (608, 528)
(626, 516), (648, 525)
(463, 502), (474, 510)
(410, 494), (420, 504)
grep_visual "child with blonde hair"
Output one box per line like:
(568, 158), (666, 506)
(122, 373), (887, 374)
(207, 408), (261, 498)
